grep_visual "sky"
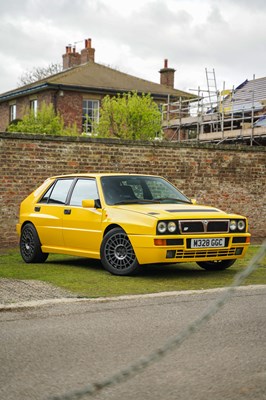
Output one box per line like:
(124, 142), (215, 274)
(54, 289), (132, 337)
(0, 0), (266, 96)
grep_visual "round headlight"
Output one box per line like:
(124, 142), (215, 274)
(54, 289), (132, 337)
(238, 220), (245, 231)
(158, 222), (167, 233)
(230, 220), (237, 231)
(168, 221), (177, 233)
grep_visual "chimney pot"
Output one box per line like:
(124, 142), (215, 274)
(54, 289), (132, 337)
(159, 59), (176, 88)
(81, 38), (95, 63)
(63, 44), (81, 69)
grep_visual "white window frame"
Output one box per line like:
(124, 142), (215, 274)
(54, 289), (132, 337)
(30, 99), (38, 117)
(9, 104), (17, 121)
(82, 99), (99, 134)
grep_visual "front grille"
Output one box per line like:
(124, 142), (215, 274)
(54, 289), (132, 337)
(179, 219), (229, 234)
(175, 248), (237, 259)
(208, 221), (229, 232)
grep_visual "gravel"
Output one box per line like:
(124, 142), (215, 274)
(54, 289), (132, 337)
(0, 278), (75, 305)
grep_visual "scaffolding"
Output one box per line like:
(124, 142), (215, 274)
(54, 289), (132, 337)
(162, 71), (266, 146)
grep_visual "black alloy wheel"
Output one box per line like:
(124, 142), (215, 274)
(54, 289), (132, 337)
(100, 227), (140, 275)
(20, 223), (48, 263)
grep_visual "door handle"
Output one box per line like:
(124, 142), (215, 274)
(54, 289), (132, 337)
(64, 209), (71, 215)
(35, 206), (41, 212)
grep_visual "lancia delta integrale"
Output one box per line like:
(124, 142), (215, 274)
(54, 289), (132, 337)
(17, 174), (251, 275)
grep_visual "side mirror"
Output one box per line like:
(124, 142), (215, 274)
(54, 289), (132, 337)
(82, 199), (96, 208)
(82, 199), (101, 209)
(191, 198), (197, 205)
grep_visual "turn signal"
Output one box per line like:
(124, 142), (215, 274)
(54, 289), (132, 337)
(154, 239), (166, 246)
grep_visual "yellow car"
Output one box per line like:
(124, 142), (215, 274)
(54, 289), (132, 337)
(17, 173), (251, 276)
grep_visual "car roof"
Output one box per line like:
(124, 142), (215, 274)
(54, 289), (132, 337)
(49, 173), (161, 179)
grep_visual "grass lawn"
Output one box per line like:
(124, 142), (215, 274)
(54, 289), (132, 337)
(0, 246), (265, 298)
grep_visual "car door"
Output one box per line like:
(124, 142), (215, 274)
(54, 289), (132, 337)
(36, 178), (74, 249)
(62, 178), (103, 257)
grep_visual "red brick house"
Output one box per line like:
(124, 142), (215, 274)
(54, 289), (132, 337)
(0, 39), (193, 134)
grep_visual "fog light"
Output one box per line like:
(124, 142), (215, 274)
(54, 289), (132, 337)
(235, 248), (243, 255)
(166, 250), (176, 259)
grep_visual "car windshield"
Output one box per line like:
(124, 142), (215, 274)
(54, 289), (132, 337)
(101, 176), (191, 205)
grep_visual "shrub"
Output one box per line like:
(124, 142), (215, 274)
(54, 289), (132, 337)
(7, 103), (78, 136)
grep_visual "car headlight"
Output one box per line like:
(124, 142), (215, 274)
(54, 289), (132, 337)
(230, 220), (237, 231)
(238, 220), (246, 231)
(168, 221), (177, 233)
(158, 221), (167, 233)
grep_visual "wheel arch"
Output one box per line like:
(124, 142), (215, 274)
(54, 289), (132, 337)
(20, 220), (36, 234)
(103, 224), (125, 237)
(21, 220), (34, 229)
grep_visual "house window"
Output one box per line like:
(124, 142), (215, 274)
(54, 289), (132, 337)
(9, 104), (17, 122)
(82, 100), (99, 134)
(30, 99), (38, 117)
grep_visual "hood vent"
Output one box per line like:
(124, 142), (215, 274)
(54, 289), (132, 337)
(165, 209), (219, 213)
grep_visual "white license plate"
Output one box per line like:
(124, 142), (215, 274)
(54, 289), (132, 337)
(191, 238), (225, 248)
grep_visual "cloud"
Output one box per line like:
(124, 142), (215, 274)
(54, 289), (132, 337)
(0, 0), (266, 94)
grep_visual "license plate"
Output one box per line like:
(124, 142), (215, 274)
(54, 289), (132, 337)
(191, 238), (225, 248)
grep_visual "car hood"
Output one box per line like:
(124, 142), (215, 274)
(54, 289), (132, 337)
(111, 203), (231, 219)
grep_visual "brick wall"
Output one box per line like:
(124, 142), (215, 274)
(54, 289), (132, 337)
(0, 132), (265, 247)
(56, 91), (83, 131)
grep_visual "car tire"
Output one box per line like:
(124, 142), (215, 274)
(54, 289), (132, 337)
(20, 223), (49, 263)
(100, 227), (140, 276)
(196, 259), (236, 271)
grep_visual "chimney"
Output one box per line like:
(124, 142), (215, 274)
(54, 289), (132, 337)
(159, 59), (176, 88)
(81, 38), (95, 64)
(62, 45), (81, 69)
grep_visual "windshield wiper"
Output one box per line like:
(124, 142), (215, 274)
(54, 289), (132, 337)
(154, 197), (192, 204)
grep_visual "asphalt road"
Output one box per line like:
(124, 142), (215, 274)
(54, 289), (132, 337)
(0, 286), (266, 400)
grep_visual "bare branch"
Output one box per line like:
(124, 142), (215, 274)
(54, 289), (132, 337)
(17, 63), (63, 87)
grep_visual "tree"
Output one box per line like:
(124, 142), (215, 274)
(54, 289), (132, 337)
(17, 63), (63, 86)
(7, 102), (78, 136)
(93, 92), (162, 140)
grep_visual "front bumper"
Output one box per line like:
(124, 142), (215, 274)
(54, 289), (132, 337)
(129, 233), (251, 265)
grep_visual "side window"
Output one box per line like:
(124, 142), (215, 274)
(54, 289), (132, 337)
(39, 179), (73, 204)
(38, 184), (54, 203)
(69, 179), (98, 206)
(9, 104), (17, 122)
(30, 99), (38, 117)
